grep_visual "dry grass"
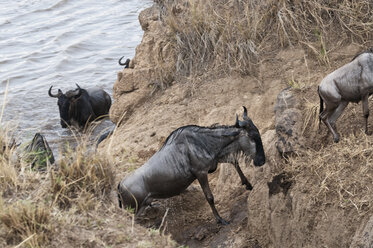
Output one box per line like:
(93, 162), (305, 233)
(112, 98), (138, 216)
(0, 126), (19, 193)
(301, 98), (320, 136)
(50, 140), (115, 209)
(156, 0), (373, 78)
(0, 126), (175, 247)
(285, 132), (373, 214)
(0, 201), (53, 247)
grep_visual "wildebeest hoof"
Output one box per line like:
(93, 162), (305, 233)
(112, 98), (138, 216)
(217, 218), (230, 225)
(365, 130), (372, 135)
(245, 183), (253, 190)
(333, 135), (340, 143)
(150, 202), (160, 208)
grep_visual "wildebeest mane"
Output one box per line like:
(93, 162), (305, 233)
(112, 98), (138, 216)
(351, 47), (373, 61)
(160, 124), (237, 151)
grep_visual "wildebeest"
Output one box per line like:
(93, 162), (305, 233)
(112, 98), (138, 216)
(117, 107), (265, 225)
(118, 56), (130, 68)
(49, 84), (111, 129)
(318, 47), (373, 142)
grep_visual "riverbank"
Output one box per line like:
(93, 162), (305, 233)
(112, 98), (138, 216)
(104, 0), (373, 247)
(1, 0), (373, 247)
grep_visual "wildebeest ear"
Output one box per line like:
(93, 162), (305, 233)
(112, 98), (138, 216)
(222, 131), (240, 137)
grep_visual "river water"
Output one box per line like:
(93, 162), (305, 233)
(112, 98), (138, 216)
(0, 0), (153, 151)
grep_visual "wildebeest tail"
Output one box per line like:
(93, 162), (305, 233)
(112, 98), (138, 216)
(117, 183), (122, 208)
(318, 86), (323, 124)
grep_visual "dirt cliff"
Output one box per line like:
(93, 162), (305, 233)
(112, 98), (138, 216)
(102, 1), (373, 247)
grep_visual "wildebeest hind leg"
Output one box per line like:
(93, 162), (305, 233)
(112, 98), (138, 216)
(196, 172), (229, 225)
(320, 103), (341, 143)
(362, 94), (371, 135)
(328, 101), (348, 126)
(328, 101), (349, 138)
(233, 161), (252, 190)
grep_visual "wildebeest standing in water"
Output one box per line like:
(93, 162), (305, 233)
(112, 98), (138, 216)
(318, 47), (373, 142)
(49, 84), (111, 129)
(118, 107), (266, 225)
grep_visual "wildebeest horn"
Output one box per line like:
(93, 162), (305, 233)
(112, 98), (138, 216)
(48, 86), (62, 98)
(74, 84), (82, 97)
(235, 114), (240, 128)
(242, 106), (248, 120)
(119, 56), (130, 67)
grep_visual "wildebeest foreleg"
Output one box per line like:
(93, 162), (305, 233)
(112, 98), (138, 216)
(233, 160), (253, 190)
(362, 94), (370, 134)
(196, 172), (229, 225)
(135, 194), (153, 217)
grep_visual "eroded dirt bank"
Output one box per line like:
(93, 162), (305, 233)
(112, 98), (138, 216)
(101, 2), (373, 247)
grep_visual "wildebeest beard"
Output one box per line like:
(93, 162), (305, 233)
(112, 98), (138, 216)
(225, 150), (254, 166)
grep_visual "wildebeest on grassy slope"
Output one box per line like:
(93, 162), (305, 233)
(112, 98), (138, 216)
(318, 47), (373, 142)
(118, 107), (265, 225)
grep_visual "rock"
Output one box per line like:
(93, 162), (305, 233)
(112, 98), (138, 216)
(139, 4), (159, 31)
(110, 5), (176, 125)
(274, 87), (303, 156)
(22, 133), (55, 170)
(260, 129), (280, 163)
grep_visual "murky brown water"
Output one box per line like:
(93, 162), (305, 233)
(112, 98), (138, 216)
(0, 0), (152, 153)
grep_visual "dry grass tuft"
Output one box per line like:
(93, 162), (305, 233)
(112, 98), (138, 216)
(301, 98), (320, 136)
(0, 130), (174, 247)
(285, 132), (373, 214)
(157, 0), (373, 78)
(50, 141), (115, 209)
(162, 0), (259, 78)
(0, 201), (54, 247)
(0, 127), (19, 193)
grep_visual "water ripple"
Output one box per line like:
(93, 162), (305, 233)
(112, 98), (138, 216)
(0, 0), (153, 152)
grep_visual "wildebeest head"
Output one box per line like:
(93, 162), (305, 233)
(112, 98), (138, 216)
(48, 84), (81, 128)
(235, 106), (265, 167)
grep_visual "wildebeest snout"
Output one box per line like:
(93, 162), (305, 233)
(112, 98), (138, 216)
(254, 154), (265, 167)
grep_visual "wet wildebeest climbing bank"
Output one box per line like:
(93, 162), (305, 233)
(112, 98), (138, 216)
(318, 47), (373, 142)
(49, 84), (111, 129)
(118, 107), (265, 225)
